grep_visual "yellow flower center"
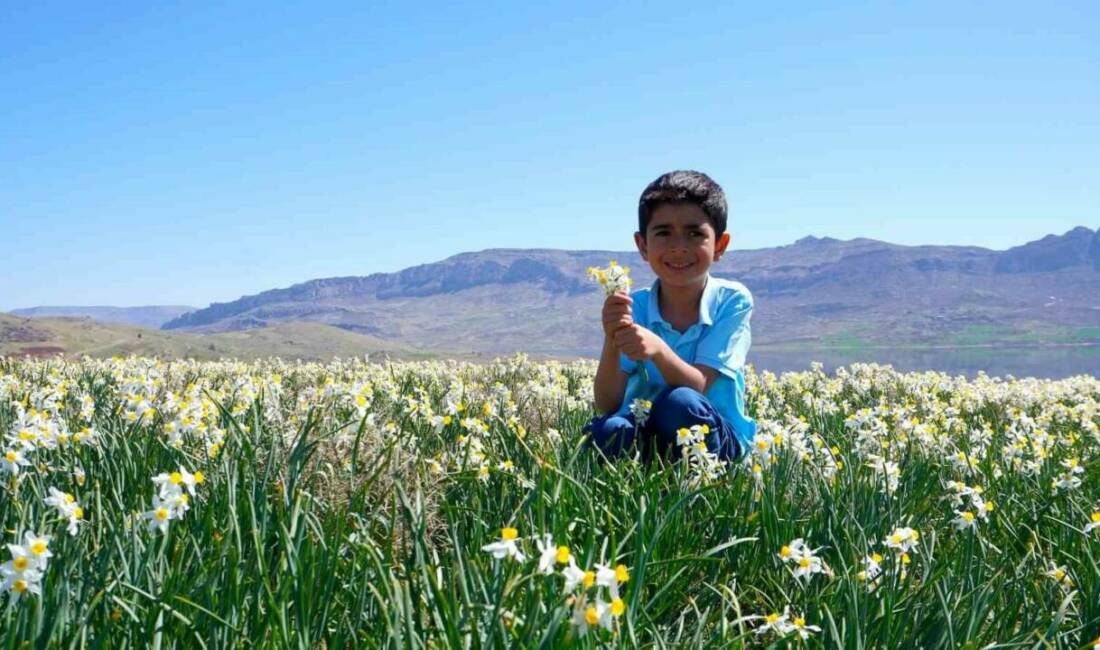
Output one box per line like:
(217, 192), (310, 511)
(193, 471), (205, 484)
(765, 613), (780, 624)
(74, 506), (84, 519)
(169, 472), (183, 485)
(4, 451), (16, 462)
(610, 598), (625, 617)
(585, 606), (599, 626)
(13, 556), (28, 571)
(155, 508), (170, 521)
(556, 546), (571, 564)
(890, 534), (902, 544)
(871, 553), (883, 564)
(779, 545), (791, 558)
(794, 616), (806, 627)
(64, 493), (74, 504)
(13, 579), (27, 593)
(615, 564), (629, 583)
(30, 541), (47, 555)
(1091, 512), (1100, 524)
(501, 527), (518, 541)
(798, 557), (812, 569)
(962, 512), (975, 522)
(582, 570), (595, 588)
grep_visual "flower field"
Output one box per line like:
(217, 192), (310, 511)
(1, 355), (1099, 648)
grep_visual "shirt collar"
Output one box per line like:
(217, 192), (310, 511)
(646, 275), (717, 329)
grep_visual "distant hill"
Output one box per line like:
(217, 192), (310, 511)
(160, 227), (1100, 356)
(10, 305), (196, 329)
(0, 314), (438, 361)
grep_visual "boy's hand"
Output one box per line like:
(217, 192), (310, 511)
(602, 292), (633, 339)
(614, 324), (666, 361)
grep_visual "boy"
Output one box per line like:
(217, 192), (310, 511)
(587, 170), (756, 462)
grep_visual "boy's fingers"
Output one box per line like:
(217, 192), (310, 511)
(603, 307), (631, 321)
(607, 314), (631, 327)
(614, 328), (640, 347)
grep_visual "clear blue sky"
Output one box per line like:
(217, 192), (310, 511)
(2, 1), (1097, 310)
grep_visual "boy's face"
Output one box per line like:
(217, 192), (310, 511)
(634, 203), (730, 291)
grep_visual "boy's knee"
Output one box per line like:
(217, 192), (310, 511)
(652, 387), (709, 424)
(657, 386), (705, 409)
(586, 415), (637, 457)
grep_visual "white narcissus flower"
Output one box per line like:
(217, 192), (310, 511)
(1, 448), (31, 476)
(1085, 511), (1100, 534)
(754, 607), (794, 636)
(1, 570), (43, 601)
(884, 527), (920, 554)
(561, 561), (588, 594)
(144, 496), (174, 534)
(856, 552), (884, 590)
(153, 467), (205, 500)
(778, 538), (830, 582)
(790, 614), (822, 640)
(629, 399), (652, 427)
(2, 544), (40, 577)
(571, 598), (613, 635)
(19, 533), (52, 570)
(1045, 563), (1074, 590)
(594, 562), (630, 600)
(481, 527), (525, 562)
(535, 534), (558, 575)
(952, 510), (978, 531)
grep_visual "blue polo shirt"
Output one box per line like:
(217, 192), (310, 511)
(616, 275), (757, 453)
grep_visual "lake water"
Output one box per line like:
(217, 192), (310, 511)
(749, 346), (1100, 379)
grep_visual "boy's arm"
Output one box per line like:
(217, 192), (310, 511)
(614, 325), (718, 393)
(593, 336), (629, 414)
(653, 348), (719, 393)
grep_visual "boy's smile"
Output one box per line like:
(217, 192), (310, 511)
(634, 203), (730, 293)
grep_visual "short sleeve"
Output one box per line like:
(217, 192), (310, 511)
(620, 352), (638, 375)
(694, 288), (753, 379)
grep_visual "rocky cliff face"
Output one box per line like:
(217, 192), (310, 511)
(1090, 228), (1100, 271)
(993, 226), (1096, 273)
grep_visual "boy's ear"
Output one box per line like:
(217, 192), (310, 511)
(713, 232), (731, 261)
(633, 231), (648, 260)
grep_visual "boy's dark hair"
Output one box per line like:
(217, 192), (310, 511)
(638, 170), (728, 236)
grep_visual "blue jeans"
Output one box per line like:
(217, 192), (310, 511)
(584, 386), (741, 462)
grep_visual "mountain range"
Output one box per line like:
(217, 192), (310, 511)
(10, 305), (196, 329)
(10, 227), (1100, 358)
(159, 226), (1100, 355)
